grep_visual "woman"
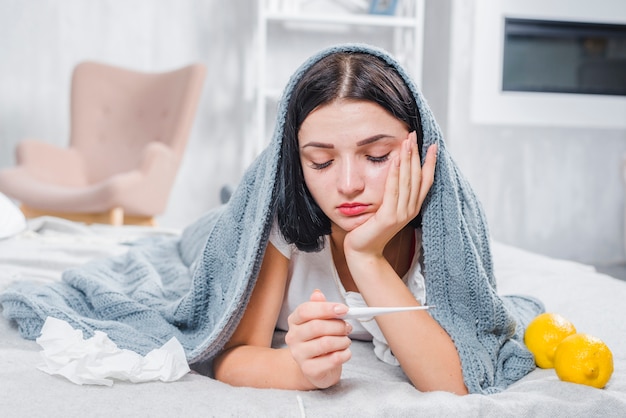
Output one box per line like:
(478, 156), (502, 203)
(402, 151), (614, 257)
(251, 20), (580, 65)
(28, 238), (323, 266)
(213, 50), (466, 393)
(211, 43), (544, 393)
(0, 44), (543, 395)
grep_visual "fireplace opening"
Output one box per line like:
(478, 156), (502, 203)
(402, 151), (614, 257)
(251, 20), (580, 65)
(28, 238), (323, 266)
(502, 18), (626, 96)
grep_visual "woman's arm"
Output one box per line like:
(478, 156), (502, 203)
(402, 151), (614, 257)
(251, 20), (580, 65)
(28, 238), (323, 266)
(347, 253), (468, 394)
(213, 243), (352, 390)
(344, 135), (468, 394)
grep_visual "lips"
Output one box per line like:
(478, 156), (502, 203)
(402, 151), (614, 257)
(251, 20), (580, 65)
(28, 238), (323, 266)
(338, 203), (368, 216)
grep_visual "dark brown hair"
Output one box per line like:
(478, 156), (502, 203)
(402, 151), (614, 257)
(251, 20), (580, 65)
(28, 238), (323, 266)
(276, 52), (423, 252)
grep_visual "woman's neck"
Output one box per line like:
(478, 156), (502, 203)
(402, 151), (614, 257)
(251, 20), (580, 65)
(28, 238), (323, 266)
(330, 226), (415, 292)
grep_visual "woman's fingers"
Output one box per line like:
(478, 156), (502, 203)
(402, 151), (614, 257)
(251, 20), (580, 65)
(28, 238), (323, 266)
(397, 134), (413, 213)
(381, 145), (401, 219)
(406, 132), (421, 213)
(346, 134), (437, 253)
(299, 345), (352, 386)
(292, 332), (352, 361)
(309, 288), (327, 302)
(396, 131), (428, 220)
(285, 290), (352, 388)
(288, 315), (352, 341)
(417, 143), (437, 209)
(403, 133), (437, 215)
(288, 290), (348, 326)
(286, 290), (351, 353)
(379, 135), (411, 222)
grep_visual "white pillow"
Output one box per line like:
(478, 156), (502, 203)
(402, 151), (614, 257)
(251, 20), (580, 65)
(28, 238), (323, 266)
(0, 192), (26, 239)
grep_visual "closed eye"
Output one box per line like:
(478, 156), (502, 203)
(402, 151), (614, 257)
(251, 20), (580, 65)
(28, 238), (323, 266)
(310, 160), (333, 170)
(367, 153), (390, 164)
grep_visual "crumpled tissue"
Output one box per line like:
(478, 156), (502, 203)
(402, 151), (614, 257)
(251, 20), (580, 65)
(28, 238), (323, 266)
(36, 316), (190, 386)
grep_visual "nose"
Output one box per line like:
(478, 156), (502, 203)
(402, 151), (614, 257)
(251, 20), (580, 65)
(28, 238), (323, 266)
(337, 157), (365, 196)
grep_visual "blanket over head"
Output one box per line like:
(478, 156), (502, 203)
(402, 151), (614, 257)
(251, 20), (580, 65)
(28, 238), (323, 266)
(0, 43), (543, 394)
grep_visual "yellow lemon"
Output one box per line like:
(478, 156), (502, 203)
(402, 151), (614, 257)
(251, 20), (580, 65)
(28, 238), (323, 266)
(554, 333), (614, 389)
(524, 312), (576, 369)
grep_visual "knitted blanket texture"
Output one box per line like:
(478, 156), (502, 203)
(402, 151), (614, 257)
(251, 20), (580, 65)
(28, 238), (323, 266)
(0, 44), (543, 394)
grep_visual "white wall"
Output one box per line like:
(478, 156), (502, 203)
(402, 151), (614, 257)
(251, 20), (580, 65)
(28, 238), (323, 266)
(440, 0), (626, 265)
(2, 0), (625, 266)
(0, 0), (257, 229)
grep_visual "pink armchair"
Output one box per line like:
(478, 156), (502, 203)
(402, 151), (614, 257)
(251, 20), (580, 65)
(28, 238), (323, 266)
(0, 61), (206, 225)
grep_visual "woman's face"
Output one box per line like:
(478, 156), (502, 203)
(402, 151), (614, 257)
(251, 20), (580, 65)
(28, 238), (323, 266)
(298, 99), (410, 233)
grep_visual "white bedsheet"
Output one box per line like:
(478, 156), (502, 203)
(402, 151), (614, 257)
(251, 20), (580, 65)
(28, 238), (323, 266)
(1, 217), (625, 417)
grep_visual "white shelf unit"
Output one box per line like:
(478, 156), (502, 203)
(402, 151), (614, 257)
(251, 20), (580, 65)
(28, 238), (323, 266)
(251, 0), (425, 165)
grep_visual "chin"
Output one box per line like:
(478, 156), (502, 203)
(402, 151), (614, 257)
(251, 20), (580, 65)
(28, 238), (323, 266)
(334, 214), (371, 232)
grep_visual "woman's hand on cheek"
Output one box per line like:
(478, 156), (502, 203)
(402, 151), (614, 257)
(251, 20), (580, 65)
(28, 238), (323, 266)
(285, 290), (352, 389)
(345, 132), (437, 256)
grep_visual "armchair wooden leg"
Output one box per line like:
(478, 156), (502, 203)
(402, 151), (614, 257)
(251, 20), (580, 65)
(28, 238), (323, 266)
(108, 207), (124, 226)
(122, 214), (157, 227)
(19, 204), (156, 226)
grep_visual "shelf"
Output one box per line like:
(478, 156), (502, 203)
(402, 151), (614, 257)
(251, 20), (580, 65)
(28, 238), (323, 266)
(250, 0), (426, 167)
(264, 12), (417, 28)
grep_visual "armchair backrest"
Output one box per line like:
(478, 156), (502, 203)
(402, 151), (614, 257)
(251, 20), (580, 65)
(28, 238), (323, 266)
(70, 61), (207, 183)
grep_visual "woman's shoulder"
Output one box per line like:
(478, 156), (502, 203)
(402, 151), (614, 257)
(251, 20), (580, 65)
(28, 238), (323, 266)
(269, 219), (294, 259)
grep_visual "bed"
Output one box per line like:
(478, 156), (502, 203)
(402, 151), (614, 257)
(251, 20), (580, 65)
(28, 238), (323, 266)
(1, 217), (625, 417)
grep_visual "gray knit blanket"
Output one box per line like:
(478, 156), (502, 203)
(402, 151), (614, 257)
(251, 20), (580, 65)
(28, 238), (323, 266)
(0, 44), (543, 394)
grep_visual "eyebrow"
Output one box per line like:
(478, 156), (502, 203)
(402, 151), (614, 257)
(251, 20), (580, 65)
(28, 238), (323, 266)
(300, 134), (393, 149)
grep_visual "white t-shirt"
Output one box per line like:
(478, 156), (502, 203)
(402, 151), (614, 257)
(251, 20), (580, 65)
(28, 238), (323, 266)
(269, 222), (426, 366)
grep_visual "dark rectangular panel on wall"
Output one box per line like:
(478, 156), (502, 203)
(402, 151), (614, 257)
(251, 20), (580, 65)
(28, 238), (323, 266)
(502, 18), (626, 96)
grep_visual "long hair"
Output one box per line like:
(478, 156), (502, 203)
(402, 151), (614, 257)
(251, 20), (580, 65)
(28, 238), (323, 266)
(276, 52), (424, 252)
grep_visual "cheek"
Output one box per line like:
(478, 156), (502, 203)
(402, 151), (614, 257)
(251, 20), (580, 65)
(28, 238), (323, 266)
(301, 160), (392, 204)
(364, 163), (391, 194)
